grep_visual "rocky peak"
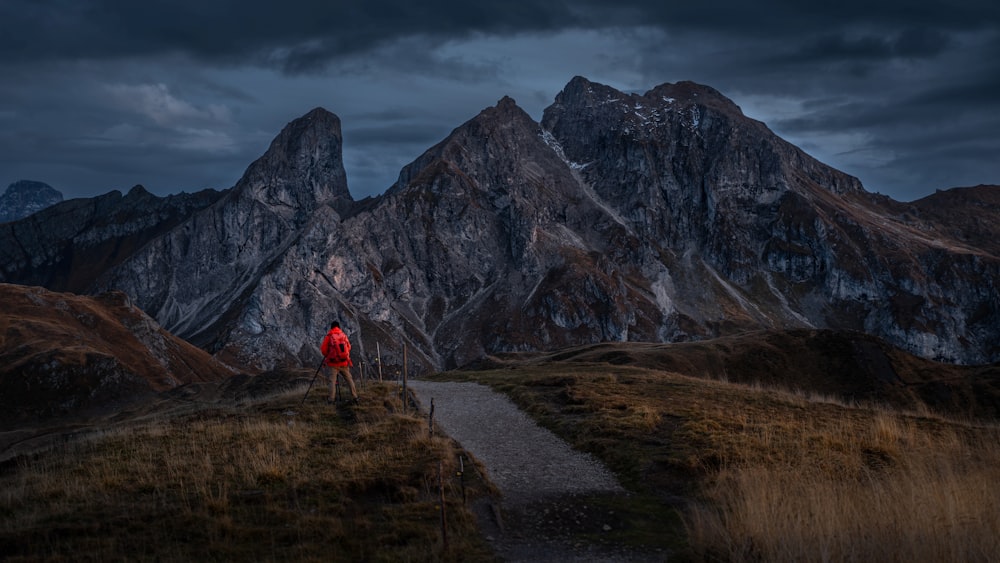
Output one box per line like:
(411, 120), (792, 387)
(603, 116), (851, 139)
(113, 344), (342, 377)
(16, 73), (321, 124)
(542, 76), (863, 208)
(87, 108), (355, 351)
(551, 76), (628, 107)
(544, 76), (756, 147)
(645, 80), (746, 117)
(495, 95), (520, 112)
(235, 106), (351, 218)
(0, 180), (63, 223)
(457, 94), (541, 145)
(391, 95), (547, 197)
(461, 95), (541, 139)
(124, 184), (152, 199)
(546, 76), (744, 119)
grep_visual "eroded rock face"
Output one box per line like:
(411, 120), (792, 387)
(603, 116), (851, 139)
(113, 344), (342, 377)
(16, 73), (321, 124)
(93, 109), (351, 354)
(0, 185), (224, 293)
(208, 79), (998, 370)
(538, 77), (1000, 364)
(6, 79), (999, 370)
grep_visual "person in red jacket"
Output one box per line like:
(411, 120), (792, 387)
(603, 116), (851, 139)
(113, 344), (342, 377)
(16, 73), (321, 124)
(320, 321), (359, 404)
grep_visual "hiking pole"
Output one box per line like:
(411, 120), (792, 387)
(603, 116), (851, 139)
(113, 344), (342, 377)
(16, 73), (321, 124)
(301, 357), (326, 407)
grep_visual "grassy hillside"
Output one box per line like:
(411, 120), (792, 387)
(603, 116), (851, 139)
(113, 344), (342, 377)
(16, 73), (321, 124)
(1, 377), (496, 562)
(439, 336), (1000, 561)
(0, 283), (235, 430)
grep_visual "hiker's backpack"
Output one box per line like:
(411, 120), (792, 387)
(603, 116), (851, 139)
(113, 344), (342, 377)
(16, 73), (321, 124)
(325, 331), (350, 363)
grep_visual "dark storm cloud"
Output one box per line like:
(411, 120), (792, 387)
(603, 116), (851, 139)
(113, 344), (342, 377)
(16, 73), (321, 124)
(0, 0), (583, 72)
(4, 1), (995, 69)
(778, 28), (953, 64)
(1, 0), (998, 201)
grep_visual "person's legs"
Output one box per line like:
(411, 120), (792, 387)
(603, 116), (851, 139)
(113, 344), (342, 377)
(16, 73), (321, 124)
(337, 366), (359, 399)
(327, 366), (338, 400)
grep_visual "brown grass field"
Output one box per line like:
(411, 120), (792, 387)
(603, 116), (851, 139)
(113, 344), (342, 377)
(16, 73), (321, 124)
(3, 331), (1000, 561)
(0, 379), (497, 562)
(438, 337), (1000, 562)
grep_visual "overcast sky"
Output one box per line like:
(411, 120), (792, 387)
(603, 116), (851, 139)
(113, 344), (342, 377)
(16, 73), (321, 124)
(1, 1), (997, 203)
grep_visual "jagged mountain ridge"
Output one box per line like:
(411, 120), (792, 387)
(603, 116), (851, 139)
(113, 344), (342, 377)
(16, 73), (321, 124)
(4, 76), (999, 370)
(0, 185), (224, 293)
(187, 77), (998, 368)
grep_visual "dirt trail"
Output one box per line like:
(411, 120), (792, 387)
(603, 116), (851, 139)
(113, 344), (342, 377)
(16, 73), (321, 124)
(407, 380), (665, 562)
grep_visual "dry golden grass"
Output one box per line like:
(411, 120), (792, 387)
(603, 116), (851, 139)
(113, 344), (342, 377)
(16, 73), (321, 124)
(0, 382), (496, 562)
(6, 337), (998, 561)
(683, 400), (1000, 561)
(436, 358), (1000, 561)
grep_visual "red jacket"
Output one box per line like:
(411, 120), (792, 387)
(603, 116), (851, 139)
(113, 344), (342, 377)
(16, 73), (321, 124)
(321, 327), (352, 367)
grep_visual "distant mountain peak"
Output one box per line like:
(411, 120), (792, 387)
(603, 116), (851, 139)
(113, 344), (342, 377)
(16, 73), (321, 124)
(0, 180), (63, 222)
(496, 95), (519, 110)
(302, 106), (337, 120)
(475, 95), (536, 126)
(124, 184), (154, 201)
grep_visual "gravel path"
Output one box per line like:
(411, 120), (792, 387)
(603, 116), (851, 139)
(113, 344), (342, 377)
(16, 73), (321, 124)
(407, 380), (665, 562)
(408, 380), (623, 503)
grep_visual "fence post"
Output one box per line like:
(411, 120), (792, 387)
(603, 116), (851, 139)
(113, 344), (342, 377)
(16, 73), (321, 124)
(439, 460), (448, 553)
(429, 398), (435, 437)
(459, 455), (466, 505)
(402, 343), (408, 414)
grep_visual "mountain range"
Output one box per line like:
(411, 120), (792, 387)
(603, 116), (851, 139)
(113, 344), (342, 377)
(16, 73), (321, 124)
(2, 76), (998, 373)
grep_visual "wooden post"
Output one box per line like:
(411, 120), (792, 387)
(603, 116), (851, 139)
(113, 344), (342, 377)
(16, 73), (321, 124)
(459, 455), (466, 505)
(429, 398), (435, 437)
(376, 342), (383, 382)
(439, 460), (448, 553)
(402, 342), (408, 414)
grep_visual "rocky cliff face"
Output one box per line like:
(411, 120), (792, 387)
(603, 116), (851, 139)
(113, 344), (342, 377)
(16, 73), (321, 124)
(539, 77), (1000, 364)
(0, 180), (63, 223)
(287, 96), (657, 368)
(206, 78), (998, 369)
(93, 108), (351, 364)
(0, 185), (224, 293)
(5, 78), (999, 370)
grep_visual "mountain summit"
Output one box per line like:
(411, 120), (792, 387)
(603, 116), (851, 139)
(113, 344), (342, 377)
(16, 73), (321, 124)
(236, 107), (352, 217)
(2, 77), (998, 370)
